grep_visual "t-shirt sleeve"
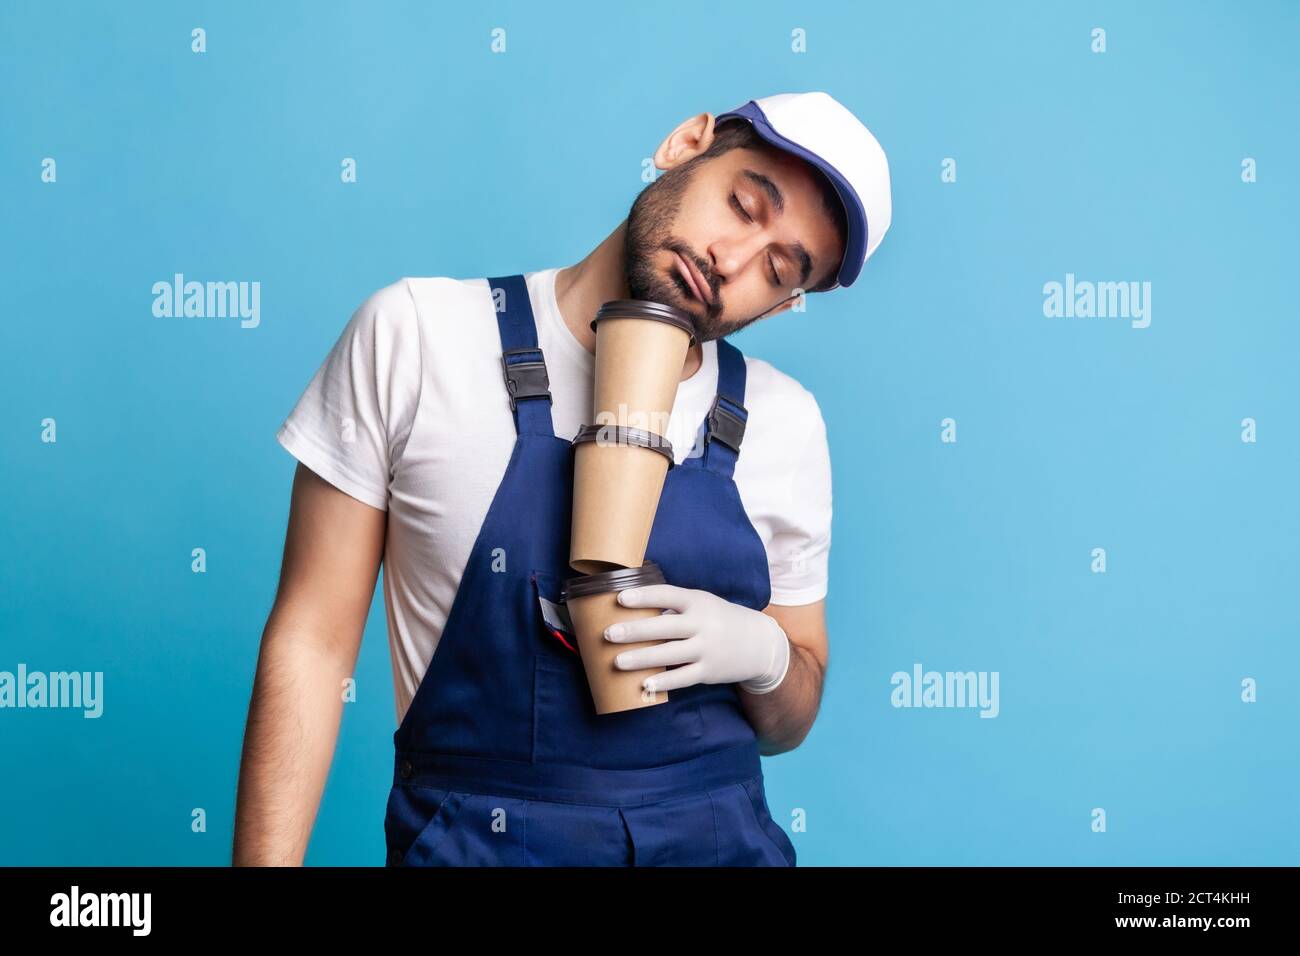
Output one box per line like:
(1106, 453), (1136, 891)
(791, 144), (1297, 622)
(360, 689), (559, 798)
(275, 279), (423, 512)
(766, 389), (832, 605)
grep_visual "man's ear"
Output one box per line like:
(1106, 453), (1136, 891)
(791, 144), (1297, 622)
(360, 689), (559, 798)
(653, 112), (716, 173)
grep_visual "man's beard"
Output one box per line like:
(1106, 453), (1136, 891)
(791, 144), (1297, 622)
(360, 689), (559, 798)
(623, 163), (764, 344)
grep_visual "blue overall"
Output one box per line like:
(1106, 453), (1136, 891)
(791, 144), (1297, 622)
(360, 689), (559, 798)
(383, 274), (797, 866)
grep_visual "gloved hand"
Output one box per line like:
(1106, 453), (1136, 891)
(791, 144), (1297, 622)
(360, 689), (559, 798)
(604, 585), (791, 695)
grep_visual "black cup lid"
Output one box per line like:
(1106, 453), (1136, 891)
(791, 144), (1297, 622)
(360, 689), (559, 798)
(560, 561), (666, 602)
(591, 299), (697, 344)
(571, 423), (674, 465)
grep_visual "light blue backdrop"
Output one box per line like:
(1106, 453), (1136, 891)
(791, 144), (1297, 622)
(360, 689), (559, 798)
(2, 0), (1296, 866)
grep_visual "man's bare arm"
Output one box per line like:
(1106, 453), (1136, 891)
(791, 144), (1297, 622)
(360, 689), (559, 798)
(232, 462), (386, 866)
(736, 599), (829, 757)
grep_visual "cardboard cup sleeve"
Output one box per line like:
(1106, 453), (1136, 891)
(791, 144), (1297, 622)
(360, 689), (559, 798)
(561, 562), (672, 714)
(590, 299), (696, 439)
(569, 425), (673, 575)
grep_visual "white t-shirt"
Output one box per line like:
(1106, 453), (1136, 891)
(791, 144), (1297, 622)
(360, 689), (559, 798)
(276, 267), (832, 725)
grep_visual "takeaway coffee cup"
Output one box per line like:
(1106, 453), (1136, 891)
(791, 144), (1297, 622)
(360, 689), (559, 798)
(590, 299), (697, 439)
(560, 562), (671, 714)
(569, 424), (674, 574)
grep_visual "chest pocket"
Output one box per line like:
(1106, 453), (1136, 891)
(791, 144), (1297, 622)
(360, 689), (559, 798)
(530, 569), (579, 656)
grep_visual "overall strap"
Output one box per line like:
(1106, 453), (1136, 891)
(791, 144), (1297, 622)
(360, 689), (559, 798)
(701, 338), (749, 479)
(487, 274), (555, 438)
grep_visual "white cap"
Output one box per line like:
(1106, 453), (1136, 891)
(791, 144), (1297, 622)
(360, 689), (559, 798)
(714, 91), (892, 289)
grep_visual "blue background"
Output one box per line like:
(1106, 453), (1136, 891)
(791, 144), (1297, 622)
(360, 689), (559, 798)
(2, 0), (1296, 865)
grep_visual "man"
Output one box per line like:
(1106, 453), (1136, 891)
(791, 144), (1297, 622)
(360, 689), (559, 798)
(233, 90), (891, 867)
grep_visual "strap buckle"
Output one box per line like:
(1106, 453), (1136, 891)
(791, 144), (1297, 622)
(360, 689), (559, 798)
(501, 347), (552, 411)
(705, 393), (747, 453)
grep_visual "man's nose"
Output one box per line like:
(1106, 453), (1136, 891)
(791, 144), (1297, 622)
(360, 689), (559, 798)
(708, 232), (769, 285)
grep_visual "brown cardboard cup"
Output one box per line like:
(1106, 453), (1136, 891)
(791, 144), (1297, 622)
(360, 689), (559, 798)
(591, 299), (696, 438)
(569, 425), (673, 574)
(561, 563), (671, 714)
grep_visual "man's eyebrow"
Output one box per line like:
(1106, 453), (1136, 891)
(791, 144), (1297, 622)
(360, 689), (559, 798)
(740, 168), (815, 287)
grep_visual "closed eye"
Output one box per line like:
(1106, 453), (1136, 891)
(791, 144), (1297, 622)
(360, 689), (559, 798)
(731, 192), (783, 286)
(729, 192), (752, 224)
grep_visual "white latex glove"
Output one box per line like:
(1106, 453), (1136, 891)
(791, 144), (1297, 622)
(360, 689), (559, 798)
(604, 585), (791, 695)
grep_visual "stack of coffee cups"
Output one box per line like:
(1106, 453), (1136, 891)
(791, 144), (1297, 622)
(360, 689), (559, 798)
(560, 299), (697, 714)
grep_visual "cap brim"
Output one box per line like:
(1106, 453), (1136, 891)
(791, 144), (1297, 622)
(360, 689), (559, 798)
(716, 102), (868, 289)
